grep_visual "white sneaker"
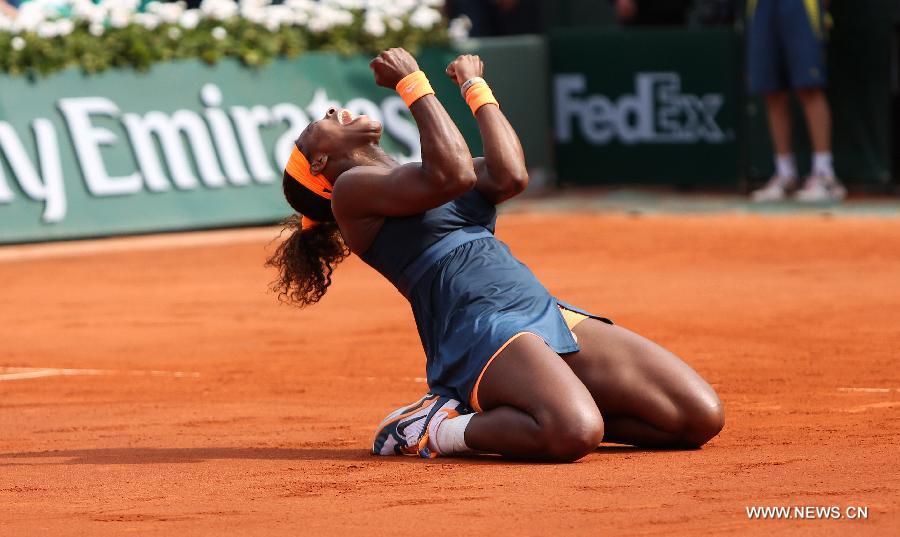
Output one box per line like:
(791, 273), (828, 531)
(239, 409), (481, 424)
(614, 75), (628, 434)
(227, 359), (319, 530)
(751, 175), (796, 202)
(371, 393), (463, 458)
(794, 174), (847, 202)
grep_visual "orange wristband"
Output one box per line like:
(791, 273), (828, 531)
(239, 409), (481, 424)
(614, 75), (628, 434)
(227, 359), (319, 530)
(396, 70), (435, 108)
(464, 81), (499, 115)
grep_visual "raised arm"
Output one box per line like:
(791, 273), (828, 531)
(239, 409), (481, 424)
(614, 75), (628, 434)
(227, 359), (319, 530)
(446, 55), (529, 205)
(332, 48), (476, 220)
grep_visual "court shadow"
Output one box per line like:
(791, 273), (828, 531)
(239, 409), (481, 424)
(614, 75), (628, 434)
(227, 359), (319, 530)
(595, 444), (700, 454)
(0, 446), (378, 465)
(1, 445), (695, 466)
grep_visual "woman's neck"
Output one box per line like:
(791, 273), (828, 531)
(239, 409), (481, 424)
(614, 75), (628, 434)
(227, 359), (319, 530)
(354, 143), (397, 168)
(326, 144), (398, 185)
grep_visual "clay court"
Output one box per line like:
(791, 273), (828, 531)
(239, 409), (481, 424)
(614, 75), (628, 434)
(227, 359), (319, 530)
(1, 207), (898, 535)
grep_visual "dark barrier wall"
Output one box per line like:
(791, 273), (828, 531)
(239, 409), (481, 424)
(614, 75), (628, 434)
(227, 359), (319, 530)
(548, 0), (894, 188)
(551, 28), (742, 186)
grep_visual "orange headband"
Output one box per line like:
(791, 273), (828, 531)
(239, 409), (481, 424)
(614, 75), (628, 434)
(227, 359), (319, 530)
(284, 145), (332, 231)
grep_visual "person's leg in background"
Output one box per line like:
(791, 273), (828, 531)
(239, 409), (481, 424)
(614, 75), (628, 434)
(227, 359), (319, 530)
(748, 0), (800, 201)
(765, 90), (799, 185)
(783, 0), (847, 201)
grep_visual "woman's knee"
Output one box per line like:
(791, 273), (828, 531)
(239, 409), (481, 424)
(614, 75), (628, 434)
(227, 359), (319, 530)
(677, 390), (725, 448)
(535, 403), (604, 462)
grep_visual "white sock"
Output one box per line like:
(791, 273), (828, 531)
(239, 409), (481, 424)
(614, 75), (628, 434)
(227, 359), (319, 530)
(430, 413), (475, 455)
(812, 151), (834, 177)
(775, 153), (797, 179)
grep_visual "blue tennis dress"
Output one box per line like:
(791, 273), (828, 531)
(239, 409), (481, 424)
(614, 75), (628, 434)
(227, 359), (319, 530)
(360, 190), (611, 408)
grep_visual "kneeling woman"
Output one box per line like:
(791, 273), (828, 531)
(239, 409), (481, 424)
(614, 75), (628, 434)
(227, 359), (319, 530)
(268, 48), (724, 461)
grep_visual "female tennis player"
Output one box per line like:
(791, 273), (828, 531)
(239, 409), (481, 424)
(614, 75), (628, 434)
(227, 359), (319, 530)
(268, 48), (724, 462)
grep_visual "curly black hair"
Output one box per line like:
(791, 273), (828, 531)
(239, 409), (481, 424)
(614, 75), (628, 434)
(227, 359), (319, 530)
(266, 171), (349, 307)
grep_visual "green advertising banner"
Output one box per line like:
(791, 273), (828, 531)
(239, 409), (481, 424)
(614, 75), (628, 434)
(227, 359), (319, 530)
(0, 40), (550, 244)
(550, 28), (742, 186)
(0, 55), (424, 243)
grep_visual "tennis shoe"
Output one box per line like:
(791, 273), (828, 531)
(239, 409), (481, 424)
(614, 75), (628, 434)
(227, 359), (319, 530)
(794, 173), (847, 202)
(751, 174), (796, 202)
(371, 393), (463, 458)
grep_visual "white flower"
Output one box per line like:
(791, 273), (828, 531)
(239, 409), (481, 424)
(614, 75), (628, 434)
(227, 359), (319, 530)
(12, 3), (46, 33)
(448, 15), (471, 43)
(179, 9), (201, 29)
(331, 0), (365, 9)
(11, 36), (26, 51)
(363, 13), (385, 37)
(148, 1), (186, 25)
(201, 0), (239, 21)
(57, 18), (75, 36)
(284, 0), (315, 9)
(311, 4), (354, 31)
(109, 8), (132, 29)
(71, 0), (111, 26)
(0, 0), (453, 49)
(307, 18), (329, 33)
(100, 0), (140, 12)
(385, 16), (402, 31)
(133, 13), (161, 31)
(409, 6), (440, 30)
(383, 0), (416, 17)
(240, 5), (266, 24)
(334, 8), (353, 26)
(37, 21), (59, 39)
(284, 0), (315, 16)
(265, 5), (293, 24)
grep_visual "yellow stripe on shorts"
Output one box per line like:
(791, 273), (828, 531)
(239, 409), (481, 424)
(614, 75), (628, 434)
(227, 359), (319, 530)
(804, 0), (822, 39)
(559, 306), (589, 331)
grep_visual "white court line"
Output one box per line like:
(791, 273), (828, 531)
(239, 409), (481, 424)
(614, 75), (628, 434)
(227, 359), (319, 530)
(844, 401), (900, 413)
(837, 387), (896, 394)
(0, 367), (200, 382)
(0, 226), (281, 263)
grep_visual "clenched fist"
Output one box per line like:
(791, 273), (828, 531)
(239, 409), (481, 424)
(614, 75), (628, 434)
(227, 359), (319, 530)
(369, 48), (420, 89)
(445, 54), (484, 87)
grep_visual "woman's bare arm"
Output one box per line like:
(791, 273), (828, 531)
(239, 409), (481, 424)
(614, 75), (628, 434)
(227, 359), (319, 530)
(446, 55), (529, 205)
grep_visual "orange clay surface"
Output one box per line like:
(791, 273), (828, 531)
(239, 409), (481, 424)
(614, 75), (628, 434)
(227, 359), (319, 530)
(1, 212), (899, 536)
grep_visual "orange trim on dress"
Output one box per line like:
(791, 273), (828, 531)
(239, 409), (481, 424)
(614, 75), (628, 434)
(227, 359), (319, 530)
(468, 306), (591, 413)
(469, 331), (535, 413)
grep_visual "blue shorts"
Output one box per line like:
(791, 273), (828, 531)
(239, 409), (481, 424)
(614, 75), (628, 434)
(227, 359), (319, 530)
(747, 0), (827, 94)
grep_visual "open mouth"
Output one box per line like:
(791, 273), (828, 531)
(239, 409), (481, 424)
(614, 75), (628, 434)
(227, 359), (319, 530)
(338, 109), (354, 126)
